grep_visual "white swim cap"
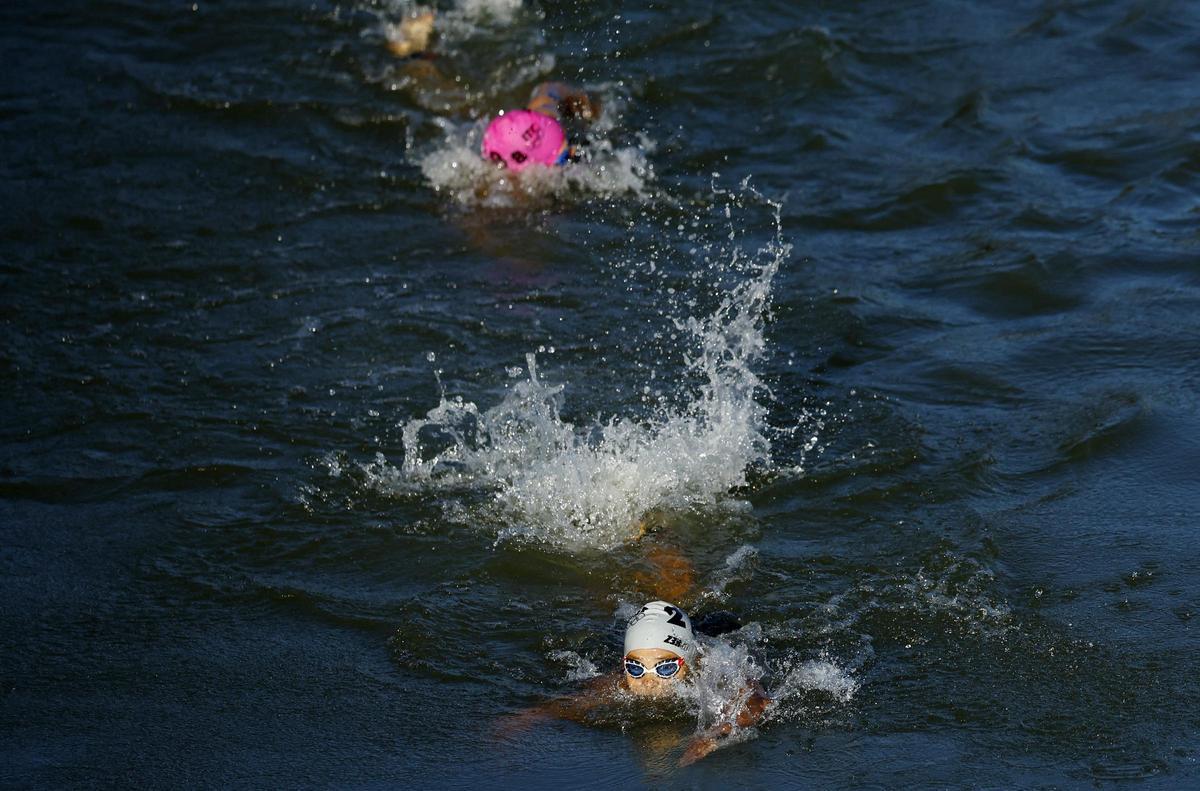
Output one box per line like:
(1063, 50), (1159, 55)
(623, 601), (697, 664)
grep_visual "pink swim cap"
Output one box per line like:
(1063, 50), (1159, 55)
(481, 109), (568, 172)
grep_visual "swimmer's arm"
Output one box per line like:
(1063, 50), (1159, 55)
(736, 681), (772, 727)
(493, 674), (621, 736)
(527, 82), (600, 121)
(634, 542), (696, 604)
(678, 682), (772, 766)
(539, 674), (620, 723)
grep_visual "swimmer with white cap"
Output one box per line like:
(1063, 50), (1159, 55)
(621, 600), (698, 697)
(624, 602), (770, 765)
(497, 601), (771, 766)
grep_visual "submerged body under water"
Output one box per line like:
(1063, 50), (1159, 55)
(3, 0), (1200, 787)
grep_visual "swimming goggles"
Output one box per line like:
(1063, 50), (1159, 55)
(623, 656), (684, 679)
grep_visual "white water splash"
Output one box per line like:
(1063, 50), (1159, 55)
(548, 650), (601, 682)
(775, 656), (859, 705)
(904, 562), (1013, 634)
(378, 0), (526, 31)
(455, 0), (524, 25)
(685, 638), (764, 728)
(376, 187), (788, 549)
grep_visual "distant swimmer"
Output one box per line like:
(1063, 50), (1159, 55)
(384, 8), (436, 60)
(385, 6), (599, 171)
(497, 601), (770, 766)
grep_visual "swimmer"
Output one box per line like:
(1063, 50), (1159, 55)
(385, 8), (436, 59)
(384, 7), (599, 171)
(497, 601), (771, 766)
(480, 82), (599, 172)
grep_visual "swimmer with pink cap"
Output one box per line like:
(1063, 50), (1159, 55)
(482, 109), (570, 171)
(482, 82), (599, 172)
(384, 10), (596, 172)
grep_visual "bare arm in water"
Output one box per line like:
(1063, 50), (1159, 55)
(494, 674), (624, 736)
(497, 673), (770, 766)
(634, 541), (696, 604)
(527, 81), (601, 121)
(629, 509), (697, 603)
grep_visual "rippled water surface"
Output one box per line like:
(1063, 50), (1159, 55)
(3, 0), (1199, 787)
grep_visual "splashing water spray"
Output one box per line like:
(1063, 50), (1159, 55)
(371, 181), (792, 549)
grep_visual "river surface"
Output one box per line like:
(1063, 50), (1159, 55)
(3, 0), (1199, 787)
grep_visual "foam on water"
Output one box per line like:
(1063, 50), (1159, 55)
(371, 185), (787, 549)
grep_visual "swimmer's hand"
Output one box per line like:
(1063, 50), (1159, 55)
(528, 82), (601, 122)
(678, 684), (771, 766)
(678, 723), (733, 766)
(386, 9), (436, 58)
(558, 93), (600, 122)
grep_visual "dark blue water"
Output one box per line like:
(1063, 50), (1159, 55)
(3, 0), (1199, 787)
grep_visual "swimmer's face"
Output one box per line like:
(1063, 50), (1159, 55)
(623, 647), (688, 697)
